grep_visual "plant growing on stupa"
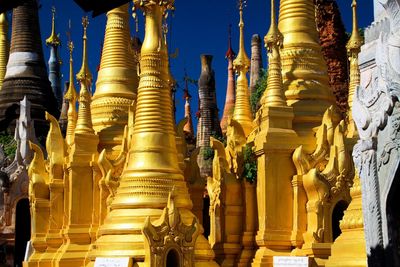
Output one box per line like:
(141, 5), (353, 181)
(250, 69), (268, 113)
(242, 144), (257, 183)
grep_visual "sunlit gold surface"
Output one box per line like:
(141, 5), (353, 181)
(65, 40), (77, 147)
(25, 18), (100, 267)
(56, 17), (99, 267)
(207, 136), (243, 266)
(76, 16), (92, 86)
(86, 1), (217, 266)
(0, 13), (8, 89)
(232, 1), (253, 137)
(26, 141), (50, 267)
(261, 0), (285, 107)
(326, 2), (366, 266)
(346, 0), (363, 137)
(326, 173), (366, 266)
(278, 0), (335, 136)
(22, 1), (369, 266)
(91, 4), (138, 158)
(253, 1), (298, 265)
(45, 7), (60, 47)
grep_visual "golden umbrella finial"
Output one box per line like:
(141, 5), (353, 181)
(261, 0), (286, 107)
(46, 6), (61, 46)
(76, 16), (92, 85)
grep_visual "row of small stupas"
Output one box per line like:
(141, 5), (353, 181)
(0, 0), (383, 266)
(23, 0), (371, 266)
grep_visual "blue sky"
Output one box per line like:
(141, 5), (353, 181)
(9, 0), (375, 130)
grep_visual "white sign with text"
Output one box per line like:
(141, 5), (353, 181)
(273, 256), (309, 267)
(94, 257), (131, 267)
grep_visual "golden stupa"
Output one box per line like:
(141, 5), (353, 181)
(23, 0), (367, 266)
(0, 12), (9, 89)
(91, 3), (139, 158)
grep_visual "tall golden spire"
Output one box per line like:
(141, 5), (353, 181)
(347, 0), (363, 112)
(261, 0), (286, 107)
(88, 1), (217, 265)
(65, 38), (78, 146)
(278, 0), (335, 134)
(91, 3), (138, 157)
(75, 17), (94, 134)
(76, 16), (92, 86)
(45, 7), (60, 47)
(232, 0), (253, 136)
(0, 12), (8, 89)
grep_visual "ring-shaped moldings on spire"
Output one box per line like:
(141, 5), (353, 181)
(264, 0), (283, 52)
(346, 0), (363, 53)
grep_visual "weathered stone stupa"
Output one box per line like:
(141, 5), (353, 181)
(196, 54), (222, 178)
(58, 82), (69, 137)
(0, 0), (59, 138)
(249, 34), (263, 96)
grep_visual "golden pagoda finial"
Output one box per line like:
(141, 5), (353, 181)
(0, 12), (9, 89)
(261, 0), (286, 107)
(65, 29), (78, 145)
(347, 0), (363, 112)
(233, 0), (250, 71)
(65, 40), (77, 101)
(75, 17), (94, 135)
(76, 16), (92, 85)
(232, 0), (253, 136)
(46, 6), (61, 47)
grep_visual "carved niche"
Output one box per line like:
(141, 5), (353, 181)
(142, 189), (200, 267)
(293, 106), (354, 252)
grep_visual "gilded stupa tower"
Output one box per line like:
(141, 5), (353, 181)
(91, 3), (138, 157)
(76, 17), (92, 90)
(346, 0), (363, 121)
(0, 0), (59, 137)
(232, 0), (253, 136)
(220, 25), (236, 135)
(278, 0), (335, 135)
(87, 1), (217, 266)
(46, 7), (62, 109)
(0, 12), (8, 89)
(65, 40), (78, 147)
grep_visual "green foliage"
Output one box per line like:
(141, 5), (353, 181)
(202, 132), (226, 161)
(0, 132), (16, 159)
(251, 69), (268, 114)
(202, 146), (214, 161)
(242, 144), (257, 183)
